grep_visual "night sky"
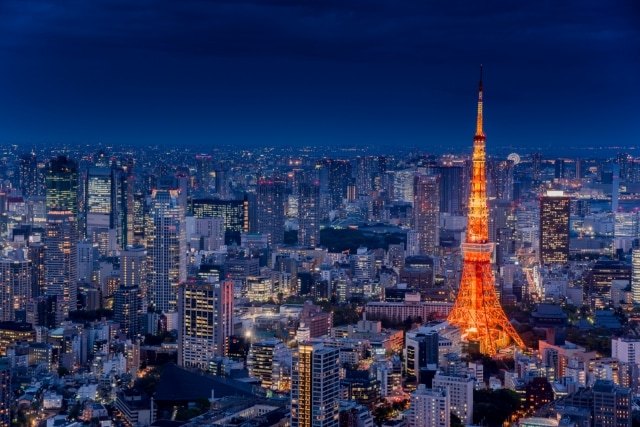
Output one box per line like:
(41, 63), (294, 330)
(1, 1), (638, 155)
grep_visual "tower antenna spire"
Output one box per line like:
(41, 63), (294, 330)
(476, 64), (484, 136)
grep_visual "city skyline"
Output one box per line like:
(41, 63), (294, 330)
(0, 1), (638, 155)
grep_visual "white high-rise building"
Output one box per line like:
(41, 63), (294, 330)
(146, 189), (186, 313)
(632, 248), (640, 304)
(432, 372), (474, 424)
(612, 337), (640, 367)
(291, 342), (339, 427)
(408, 384), (450, 427)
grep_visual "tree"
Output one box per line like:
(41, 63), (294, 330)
(473, 389), (521, 427)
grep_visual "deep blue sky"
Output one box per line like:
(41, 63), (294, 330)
(1, 1), (638, 154)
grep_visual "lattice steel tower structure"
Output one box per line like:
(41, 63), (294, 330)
(447, 67), (524, 355)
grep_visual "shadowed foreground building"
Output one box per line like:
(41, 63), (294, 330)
(0, 358), (9, 427)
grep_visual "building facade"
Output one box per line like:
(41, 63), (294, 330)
(146, 189), (186, 313)
(291, 342), (340, 427)
(540, 190), (570, 265)
(178, 278), (233, 368)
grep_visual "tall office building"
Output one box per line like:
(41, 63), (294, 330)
(45, 156), (79, 217)
(178, 278), (233, 368)
(117, 160), (135, 249)
(44, 209), (78, 321)
(298, 182), (320, 247)
(146, 189), (186, 313)
(114, 285), (142, 339)
(85, 167), (115, 244)
(257, 177), (286, 245)
(540, 190), (570, 265)
(28, 241), (45, 298)
(19, 152), (39, 197)
(408, 385), (449, 427)
(133, 192), (146, 240)
(413, 174), (440, 256)
(632, 249), (640, 304)
(318, 159), (352, 211)
(121, 245), (147, 301)
(532, 153), (542, 182)
(0, 251), (31, 322)
(0, 358), (10, 427)
(291, 342), (340, 427)
(354, 156), (377, 196)
(487, 159), (514, 200)
(436, 166), (464, 215)
(192, 197), (249, 245)
(195, 154), (213, 189)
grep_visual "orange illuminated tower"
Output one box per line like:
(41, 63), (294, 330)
(447, 67), (524, 355)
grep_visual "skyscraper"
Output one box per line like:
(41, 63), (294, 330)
(436, 166), (464, 215)
(192, 197), (249, 245)
(117, 160), (135, 249)
(0, 251), (31, 322)
(195, 154), (213, 189)
(291, 342), (340, 427)
(44, 209), (78, 322)
(298, 182), (320, 247)
(257, 177), (286, 245)
(121, 244), (147, 301)
(178, 278), (233, 368)
(487, 159), (514, 200)
(632, 248), (640, 304)
(85, 167), (115, 244)
(413, 174), (440, 256)
(321, 159), (352, 211)
(540, 190), (570, 265)
(146, 189), (186, 313)
(18, 152), (39, 197)
(447, 68), (524, 355)
(28, 241), (45, 298)
(114, 285), (142, 339)
(45, 156), (78, 217)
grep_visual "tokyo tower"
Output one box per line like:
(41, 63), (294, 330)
(447, 67), (524, 355)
